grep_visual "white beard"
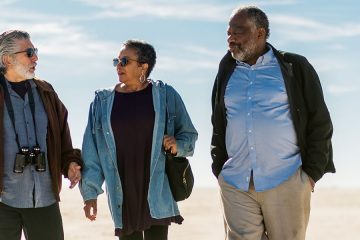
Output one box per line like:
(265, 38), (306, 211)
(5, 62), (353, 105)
(13, 60), (35, 79)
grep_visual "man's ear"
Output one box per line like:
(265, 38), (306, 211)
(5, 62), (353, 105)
(257, 28), (267, 40)
(2, 55), (13, 68)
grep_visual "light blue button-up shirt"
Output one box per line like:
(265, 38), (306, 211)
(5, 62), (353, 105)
(222, 48), (302, 192)
(0, 80), (55, 208)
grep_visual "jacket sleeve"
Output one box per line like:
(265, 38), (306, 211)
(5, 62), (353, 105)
(210, 60), (229, 178)
(297, 57), (334, 182)
(79, 100), (105, 201)
(167, 86), (198, 158)
(51, 90), (83, 177)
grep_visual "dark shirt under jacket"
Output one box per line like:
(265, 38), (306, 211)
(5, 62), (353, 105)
(111, 83), (182, 237)
(8, 80), (27, 99)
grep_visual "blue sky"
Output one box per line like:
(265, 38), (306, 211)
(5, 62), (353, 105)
(1, 0), (359, 188)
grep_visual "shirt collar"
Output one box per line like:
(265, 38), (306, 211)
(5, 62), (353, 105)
(256, 47), (274, 65)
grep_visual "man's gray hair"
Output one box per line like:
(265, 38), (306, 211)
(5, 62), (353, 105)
(0, 30), (30, 74)
(232, 6), (270, 39)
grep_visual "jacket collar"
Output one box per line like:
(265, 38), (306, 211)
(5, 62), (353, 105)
(267, 43), (294, 78)
(32, 78), (55, 93)
(95, 79), (166, 100)
(0, 74), (54, 93)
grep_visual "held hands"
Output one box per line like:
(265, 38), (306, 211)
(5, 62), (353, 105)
(84, 199), (97, 221)
(163, 135), (177, 155)
(67, 162), (81, 189)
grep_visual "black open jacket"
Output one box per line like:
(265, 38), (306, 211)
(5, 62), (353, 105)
(211, 44), (335, 183)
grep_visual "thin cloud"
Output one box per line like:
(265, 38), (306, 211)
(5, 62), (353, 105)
(76, 0), (298, 21)
(310, 58), (346, 73)
(77, 0), (234, 21)
(245, 0), (298, 6)
(157, 56), (217, 72)
(176, 45), (224, 58)
(0, 0), (17, 7)
(327, 84), (358, 95)
(1, 18), (117, 58)
(326, 44), (346, 50)
(271, 14), (360, 41)
(75, 0), (360, 43)
(2, 11), (218, 72)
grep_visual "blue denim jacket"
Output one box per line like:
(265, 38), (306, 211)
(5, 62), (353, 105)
(79, 80), (198, 228)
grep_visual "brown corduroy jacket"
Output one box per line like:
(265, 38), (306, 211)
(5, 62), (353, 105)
(0, 75), (83, 201)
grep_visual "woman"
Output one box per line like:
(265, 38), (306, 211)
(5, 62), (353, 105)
(80, 40), (198, 240)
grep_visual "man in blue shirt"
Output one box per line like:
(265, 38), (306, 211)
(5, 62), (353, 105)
(211, 6), (334, 240)
(0, 30), (83, 240)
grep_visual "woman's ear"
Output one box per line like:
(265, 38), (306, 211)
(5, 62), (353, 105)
(142, 63), (149, 76)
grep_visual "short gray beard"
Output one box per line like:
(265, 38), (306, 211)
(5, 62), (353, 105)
(13, 59), (35, 79)
(231, 41), (257, 63)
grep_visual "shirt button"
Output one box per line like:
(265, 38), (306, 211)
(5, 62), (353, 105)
(248, 130), (252, 133)
(247, 113), (250, 116)
(106, 132), (110, 135)
(248, 97), (252, 100)
(250, 147), (254, 150)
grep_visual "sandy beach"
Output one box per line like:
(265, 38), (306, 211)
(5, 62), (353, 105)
(59, 186), (360, 240)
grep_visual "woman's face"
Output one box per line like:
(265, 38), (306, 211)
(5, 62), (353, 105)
(116, 47), (143, 84)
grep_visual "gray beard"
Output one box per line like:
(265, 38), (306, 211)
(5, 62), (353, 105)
(231, 42), (257, 63)
(232, 51), (248, 62)
(13, 61), (35, 79)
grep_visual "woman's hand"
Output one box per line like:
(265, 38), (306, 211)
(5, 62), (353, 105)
(163, 135), (177, 155)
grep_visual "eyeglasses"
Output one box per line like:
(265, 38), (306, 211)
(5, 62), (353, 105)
(13, 48), (38, 58)
(113, 57), (140, 67)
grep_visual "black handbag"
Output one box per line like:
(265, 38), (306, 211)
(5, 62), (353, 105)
(164, 85), (194, 202)
(165, 152), (194, 201)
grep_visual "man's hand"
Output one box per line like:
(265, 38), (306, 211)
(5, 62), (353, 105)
(68, 162), (81, 189)
(84, 199), (97, 221)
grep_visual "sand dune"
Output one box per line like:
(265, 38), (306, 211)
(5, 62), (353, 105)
(60, 186), (360, 239)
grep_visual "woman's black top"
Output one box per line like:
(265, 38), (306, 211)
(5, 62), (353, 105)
(111, 83), (182, 237)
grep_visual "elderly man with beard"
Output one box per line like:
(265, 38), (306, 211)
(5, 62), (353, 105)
(0, 30), (82, 240)
(210, 6), (334, 240)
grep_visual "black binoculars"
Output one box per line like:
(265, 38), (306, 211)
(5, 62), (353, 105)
(13, 146), (46, 173)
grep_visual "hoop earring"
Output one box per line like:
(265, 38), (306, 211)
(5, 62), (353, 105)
(139, 72), (146, 83)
